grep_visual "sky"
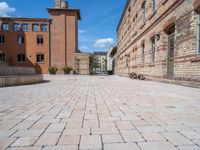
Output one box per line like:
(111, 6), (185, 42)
(0, 0), (126, 52)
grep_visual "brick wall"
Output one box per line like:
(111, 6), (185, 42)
(0, 18), (50, 74)
(116, 0), (200, 83)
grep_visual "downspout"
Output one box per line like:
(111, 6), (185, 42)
(49, 19), (52, 67)
(65, 11), (67, 67)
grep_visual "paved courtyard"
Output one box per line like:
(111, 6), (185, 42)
(0, 75), (200, 150)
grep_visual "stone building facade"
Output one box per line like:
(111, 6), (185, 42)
(73, 53), (92, 75)
(0, 0), (80, 74)
(116, 0), (200, 86)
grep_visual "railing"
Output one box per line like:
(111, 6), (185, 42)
(0, 67), (36, 76)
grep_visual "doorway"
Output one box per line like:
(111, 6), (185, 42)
(167, 28), (175, 79)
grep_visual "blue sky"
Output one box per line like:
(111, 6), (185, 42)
(0, 0), (126, 52)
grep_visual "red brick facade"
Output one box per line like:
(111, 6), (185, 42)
(0, 2), (80, 74)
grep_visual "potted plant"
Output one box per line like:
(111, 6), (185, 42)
(62, 66), (73, 74)
(48, 66), (58, 75)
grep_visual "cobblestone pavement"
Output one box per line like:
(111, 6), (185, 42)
(0, 75), (200, 150)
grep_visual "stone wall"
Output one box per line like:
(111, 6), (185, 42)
(0, 75), (43, 87)
(73, 53), (91, 75)
(0, 67), (36, 76)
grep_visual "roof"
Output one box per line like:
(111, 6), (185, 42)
(0, 17), (50, 22)
(93, 51), (107, 56)
(117, 0), (131, 31)
(47, 8), (81, 20)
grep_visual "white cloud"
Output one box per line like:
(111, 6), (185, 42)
(0, 2), (15, 17)
(78, 29), (85, 34)
(94, 38), (114, 48)
(80, 45), (89, 50)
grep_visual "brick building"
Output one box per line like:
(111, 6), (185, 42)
(116, 0), (200, 86)
(0, 0), (80, 74)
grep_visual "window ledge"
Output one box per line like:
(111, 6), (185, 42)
(36, 62), (45, 64)
(190, 55), (200, 62)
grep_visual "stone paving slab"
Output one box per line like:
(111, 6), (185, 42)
(0, 75), (200, 150)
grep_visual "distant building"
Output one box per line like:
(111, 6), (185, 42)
(0, 0), (81, 74)
(93, 51), (107, 74)
(73, 52), (92, 75)
(107, 47), (117, 75)
(116, 0), (200, 86)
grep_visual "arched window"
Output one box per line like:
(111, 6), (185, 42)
(18, 36), (24, 44)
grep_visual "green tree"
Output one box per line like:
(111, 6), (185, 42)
(90, 56), (100, 74)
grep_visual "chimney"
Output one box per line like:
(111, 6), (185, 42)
(55, 0), (61, 8)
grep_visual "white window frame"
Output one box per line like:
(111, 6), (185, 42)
(32, 24), (39, 32)
(17, 53), (25, 63)
(198, 11), (200, 54)
(37, 36), (44, 44)
(151, 37), (156, 63)
(18, 36), (24, 44)
(41, 24), (48, 32)
(22, 24), (29, 32)
(2, 24), (9, 31)
(36, 53), (44, 63)
(13, 24), (21, 31)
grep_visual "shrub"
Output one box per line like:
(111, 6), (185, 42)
(48, 66), (58, 74)
(62, 66), (73, 74)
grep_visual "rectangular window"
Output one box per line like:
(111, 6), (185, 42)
(0, 35), (5, 43)
(2, 24), (9, 31)
(17, 54), (25, 63)
(22, 24), (29, 32)
(33, 24), (39, 32)
(142, 1), (146, 23)
(151, 37), (156, 63)
(152, 0), (156, 13)
(37, 36), (44, 44)
(126, 58), (129, 67)
(13, 24), (21, 31)
(141, 43), (145, 63)
(41, 24), (48, 32)
(36, 53), (44, 63)
(18, 36), (24, 44)
(0, 53), (5, 62)
(198, 11), (200, 54)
